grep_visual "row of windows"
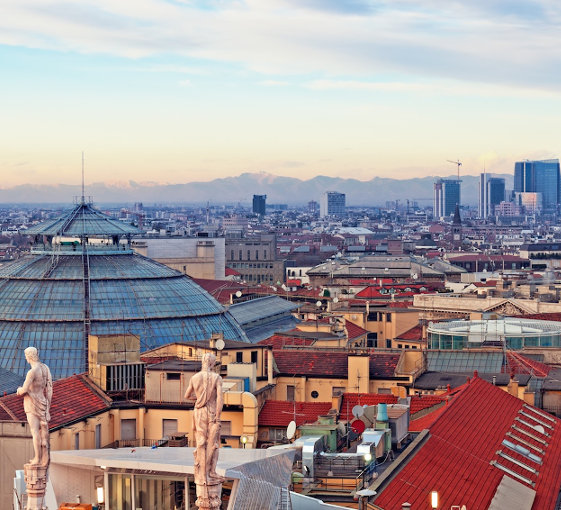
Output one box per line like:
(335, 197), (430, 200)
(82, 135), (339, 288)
(239, 274), (274, 283)
(230, 250), (268, 261)
(231, 262), (275, 269)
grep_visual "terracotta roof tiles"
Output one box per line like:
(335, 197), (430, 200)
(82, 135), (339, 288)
(0, 374), (111, 430)
(373, 377), (561, 510)
(258, 400), (333, 427)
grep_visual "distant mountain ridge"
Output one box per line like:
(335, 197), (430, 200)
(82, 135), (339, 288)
(0, 173), (513, 206)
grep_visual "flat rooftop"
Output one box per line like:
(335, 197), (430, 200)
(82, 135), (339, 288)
(51, 446), (294, 480)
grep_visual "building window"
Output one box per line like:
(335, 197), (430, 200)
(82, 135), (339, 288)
(247, 250), (251, 260)
(163, 418), (178, 438)
(264, 250), (267, 259)
(332, 387), (345, 397)
(221, 421), (232, 436)
(386, 313), (392, 322)
(251, 351), (258, 363)
(95, 423), (101, 449)
(287, 385), (295, 401)
(166, 372), (181, 380)
(378, 388), (392, 395)
(74, 432), (80, 450)
(236, 352), (243, 363)
(231, 250), (234, 260)
(311, 390), (319, 399)
(269, 428), (286, 441)
(398, 344), (403, 349)
(256, 250), (259, 260)
(386, 339), (392, 348)
(239, 250), (242, 260)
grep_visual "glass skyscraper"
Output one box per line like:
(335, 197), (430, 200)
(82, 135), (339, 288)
(434, 179), (461, 218)
(514, 159), (560, 212)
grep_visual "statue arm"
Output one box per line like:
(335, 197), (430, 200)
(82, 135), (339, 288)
(16, 367), (35, 396)
(184, 376), (195, 400)
(46, 370), (53, 406)
(215, 376), (223, 422)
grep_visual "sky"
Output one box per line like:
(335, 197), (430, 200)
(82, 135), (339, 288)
(1, 0), (561, 188)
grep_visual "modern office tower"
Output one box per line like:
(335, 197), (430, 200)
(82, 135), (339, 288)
(487, 178), (505, 216)
(514, 159), (560, 212)
(434, 179), (461, 219)
(252, 194), (267, 216)
(479, 173), (487, 219)
(320, 191), (346, 217)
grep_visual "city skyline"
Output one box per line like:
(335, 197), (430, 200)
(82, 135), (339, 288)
(2, 1), (561, 187)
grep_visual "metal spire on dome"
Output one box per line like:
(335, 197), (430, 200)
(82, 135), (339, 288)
(81, 151), (85, 205)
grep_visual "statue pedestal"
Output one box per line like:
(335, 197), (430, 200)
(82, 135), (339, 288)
(195, 482), (222, 509)
(24, 464), (48, 510)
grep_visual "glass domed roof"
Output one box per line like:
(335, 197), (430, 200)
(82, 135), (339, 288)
(0, 202), (248, 380)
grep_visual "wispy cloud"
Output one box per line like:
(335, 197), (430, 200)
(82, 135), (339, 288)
(1, 0), (561, 92)
(259, 80), (290, 87)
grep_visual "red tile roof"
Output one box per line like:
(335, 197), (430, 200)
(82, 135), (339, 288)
(397, 324), (423, 341)
(408, 405), (447, 432)
(340, 393), (397, 421)
(258, 334), (316, 350)
(258, 400), (333, 427)
(373, 377), (561, 510)
(409, 395), (446, 416)
(272, 352), (400, 379)
(339, 393), (445, 421)
(0, 374), (111, 430)
(344, 321), (369, 340)
(505, 352), (551, 377)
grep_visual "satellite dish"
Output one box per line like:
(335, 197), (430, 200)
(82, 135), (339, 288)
(287, 420), (297, 440)
(235, 290), (242, 298)
(412, 273), (418, 280)
(352, 405), (365, 418)
(316, 300), (322, 307)
(215, 338), (225, 351)
(350, 419), (366, 434)
(333, 297), (339, 303)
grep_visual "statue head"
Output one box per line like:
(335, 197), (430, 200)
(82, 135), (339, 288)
(24, 346), (40, 363)
(202, 352), (216, 371)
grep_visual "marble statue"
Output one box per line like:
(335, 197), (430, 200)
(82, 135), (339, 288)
(184, 352), (225, 509)
(17, 347), (52, 510)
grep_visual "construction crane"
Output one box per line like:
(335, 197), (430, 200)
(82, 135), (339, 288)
(447, 159), (462, 181)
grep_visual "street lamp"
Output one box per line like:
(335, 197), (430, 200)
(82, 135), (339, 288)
(241, 435), (248, 449)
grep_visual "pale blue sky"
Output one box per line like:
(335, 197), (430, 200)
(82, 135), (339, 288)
(1, 0), (560, 187)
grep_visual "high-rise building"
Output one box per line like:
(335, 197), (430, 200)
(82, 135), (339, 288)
(308, 200), (319, 215)
(434, 179), (461, 219)
(487, 177), (505, 216)
(320, 191), (345, 217)
(514, 159), (560, 212)
(479, 174), (505, 218)
(252, 194), (267, 216)
(479, 173), (486, 219)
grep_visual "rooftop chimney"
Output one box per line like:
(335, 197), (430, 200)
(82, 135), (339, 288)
(377, 403), (389, 423)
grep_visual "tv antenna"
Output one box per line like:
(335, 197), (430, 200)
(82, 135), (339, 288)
(447, 159), (462, 180)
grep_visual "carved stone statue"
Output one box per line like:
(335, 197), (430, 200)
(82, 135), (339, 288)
(184, 352), (224, 509)
(17, 347), (52, 510)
